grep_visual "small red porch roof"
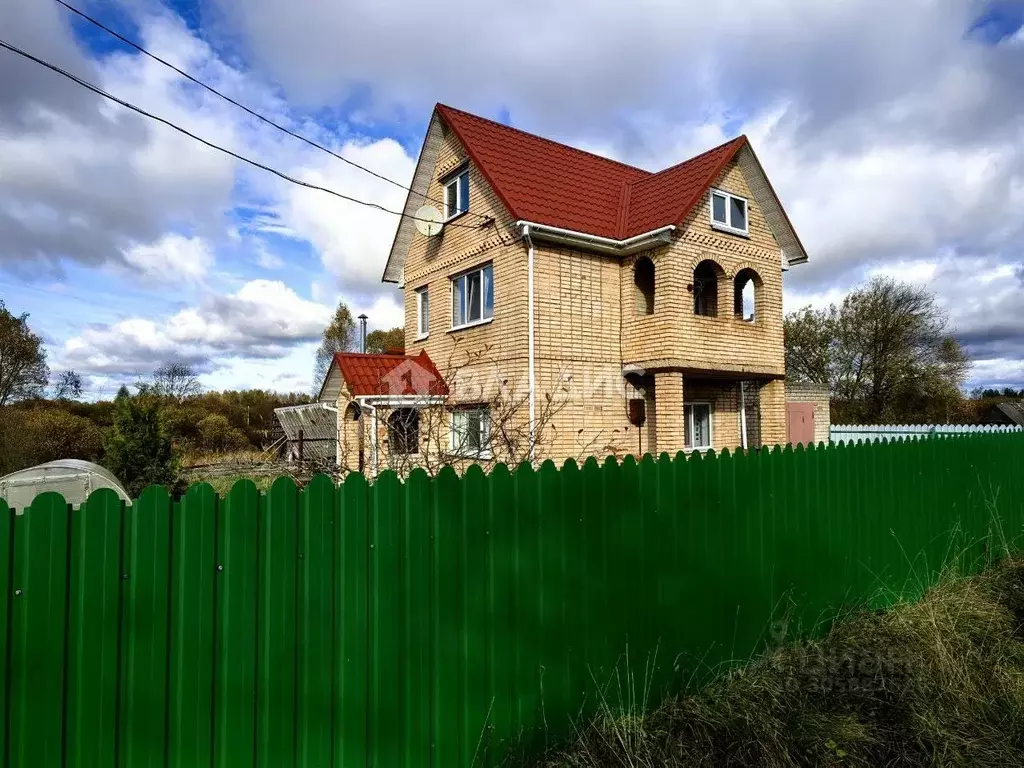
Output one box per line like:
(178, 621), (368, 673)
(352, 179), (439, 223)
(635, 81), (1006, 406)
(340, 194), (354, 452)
(334, 349), (449, 397)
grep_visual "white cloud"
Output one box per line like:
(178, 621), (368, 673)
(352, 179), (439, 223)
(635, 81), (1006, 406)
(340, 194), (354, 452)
(272, 138), (414, 291)
(122, 234), (214, 282)
(59, 279), (334, 375)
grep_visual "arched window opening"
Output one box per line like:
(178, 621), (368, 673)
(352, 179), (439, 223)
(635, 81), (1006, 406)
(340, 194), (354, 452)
(634, 257), (655, 315)
(387, 408), (420, 455)
(733, 268), (762, 322)
(693, 260), (722, 316)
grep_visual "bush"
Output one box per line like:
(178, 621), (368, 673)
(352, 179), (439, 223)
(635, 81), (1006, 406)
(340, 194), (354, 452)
(195, 413), (249, 453)
(23, 408), (104, 463)
(103, 389), (179, 497)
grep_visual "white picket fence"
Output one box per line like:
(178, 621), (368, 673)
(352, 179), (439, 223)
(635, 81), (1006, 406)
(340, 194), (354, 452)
(830, 423), (1024, 445)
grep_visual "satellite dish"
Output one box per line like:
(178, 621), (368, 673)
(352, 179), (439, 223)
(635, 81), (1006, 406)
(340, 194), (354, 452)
(414, 205), (444, 237)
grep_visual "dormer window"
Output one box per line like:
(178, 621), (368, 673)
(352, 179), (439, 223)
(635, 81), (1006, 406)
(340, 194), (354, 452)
(443, 167), (470, 220)
(710, 189), (748, 235)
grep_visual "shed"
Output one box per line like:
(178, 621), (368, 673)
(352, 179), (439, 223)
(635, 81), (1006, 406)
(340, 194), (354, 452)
(0, 459), (131, 512)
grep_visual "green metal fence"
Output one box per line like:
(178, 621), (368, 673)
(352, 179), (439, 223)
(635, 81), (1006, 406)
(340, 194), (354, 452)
(2, 433), (1023, 767)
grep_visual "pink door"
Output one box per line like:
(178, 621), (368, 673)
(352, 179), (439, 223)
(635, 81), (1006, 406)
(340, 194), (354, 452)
(787, 402), (815, 446)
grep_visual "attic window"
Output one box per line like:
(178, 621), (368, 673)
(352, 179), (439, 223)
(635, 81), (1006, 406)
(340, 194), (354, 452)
(710, 189), (748, 235)
(443, 168), (470, 220)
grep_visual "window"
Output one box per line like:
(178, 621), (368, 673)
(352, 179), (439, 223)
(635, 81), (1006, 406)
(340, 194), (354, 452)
(416, 288), (430, 338)
(443, 168), (470, 220)
(709, 189), (748, 235)
(451, 407), (491, 457)
(387, 408), (420, 455)
(451, 263), (494, 329)
(634, 256), (655, 315)
(693, 260), (722, 316)
(685, 403), (712, 450)
(733, 268), (761, 322)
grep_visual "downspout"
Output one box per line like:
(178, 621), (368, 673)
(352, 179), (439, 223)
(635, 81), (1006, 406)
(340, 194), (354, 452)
(522, 223), (537, 462)
(739, 382), (748, 451)
(355, 397), (379, 476)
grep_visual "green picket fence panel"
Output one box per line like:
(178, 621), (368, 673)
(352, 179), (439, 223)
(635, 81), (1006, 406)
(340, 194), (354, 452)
(2, 432), (1024, 767)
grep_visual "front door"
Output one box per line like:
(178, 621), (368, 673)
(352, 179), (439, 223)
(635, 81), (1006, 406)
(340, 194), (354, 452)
(786, 402), (815, 446)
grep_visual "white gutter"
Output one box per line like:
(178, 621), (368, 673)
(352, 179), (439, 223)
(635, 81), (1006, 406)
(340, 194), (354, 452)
(514, 220), (675, 256)
(521, 223), (537, 461)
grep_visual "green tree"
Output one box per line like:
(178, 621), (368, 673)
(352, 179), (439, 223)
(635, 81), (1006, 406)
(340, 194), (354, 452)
(365, 327), (404, 354)
(784, 277), (971, 423)
(0, 301), (49, 406)
(313, 301), (356, 392)
(103, 386), (179, 496)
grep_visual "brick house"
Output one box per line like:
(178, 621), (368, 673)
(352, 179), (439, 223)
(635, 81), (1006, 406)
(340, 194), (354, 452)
(322, 104), (808, 473)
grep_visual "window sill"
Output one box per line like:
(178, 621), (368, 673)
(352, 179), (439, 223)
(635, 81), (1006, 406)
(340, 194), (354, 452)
(448, 317), (494, 333)
(446, 450), (493, 461)
(444, 210), (469, 225)
(415, 333), (430, 342)
(710, 222), (750, 238)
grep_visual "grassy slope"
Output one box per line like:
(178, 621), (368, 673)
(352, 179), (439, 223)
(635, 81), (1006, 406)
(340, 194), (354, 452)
(541, 558), (1024, 767)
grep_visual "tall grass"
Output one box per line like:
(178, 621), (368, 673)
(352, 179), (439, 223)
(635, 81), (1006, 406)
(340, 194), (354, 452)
(538, 553), (1024, 767)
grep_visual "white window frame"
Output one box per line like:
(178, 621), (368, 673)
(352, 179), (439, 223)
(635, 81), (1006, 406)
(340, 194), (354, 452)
(443, 168), (470, 221)
(709, 188), (748, 236)
(450, 263), (494, 331)
(416, 287), (430, 340)
(685, 401), (713, 451)
(449, 406), (492, 459)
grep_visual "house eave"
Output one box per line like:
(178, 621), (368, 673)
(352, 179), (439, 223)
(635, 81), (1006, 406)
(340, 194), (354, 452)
(515, 220), (675, 256)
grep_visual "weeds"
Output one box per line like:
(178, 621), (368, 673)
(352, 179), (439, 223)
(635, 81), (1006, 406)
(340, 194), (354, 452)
(539, 557), (1024, 767)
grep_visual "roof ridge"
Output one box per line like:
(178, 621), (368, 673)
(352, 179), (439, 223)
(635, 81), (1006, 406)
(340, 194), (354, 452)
(436, 103), (651, 177)
(635, 135), (747, 184)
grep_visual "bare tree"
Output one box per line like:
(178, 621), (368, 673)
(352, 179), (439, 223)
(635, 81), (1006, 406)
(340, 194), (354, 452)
(150, 360), (201, 401)
(53, 369), (83, 401)
(337, 339), (628, 478)
(0, 301), (49, 406)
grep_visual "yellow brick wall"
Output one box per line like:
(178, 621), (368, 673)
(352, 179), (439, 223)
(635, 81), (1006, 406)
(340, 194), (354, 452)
(759, 379), (787, 447)
(392, 131), (791, 468)
(621, 158), (786, 378)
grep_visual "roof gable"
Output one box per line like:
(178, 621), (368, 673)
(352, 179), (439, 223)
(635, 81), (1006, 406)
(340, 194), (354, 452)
(382, 104), (807, 282)
(328, 350), (449, 398)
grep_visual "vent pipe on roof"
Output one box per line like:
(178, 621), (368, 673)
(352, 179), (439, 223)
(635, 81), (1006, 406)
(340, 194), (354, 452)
(358, 314), (368, 353)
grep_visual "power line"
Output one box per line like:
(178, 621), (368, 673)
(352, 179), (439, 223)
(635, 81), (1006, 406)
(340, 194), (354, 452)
(51, 0), (489, 222)
(0, 38), (482, 229)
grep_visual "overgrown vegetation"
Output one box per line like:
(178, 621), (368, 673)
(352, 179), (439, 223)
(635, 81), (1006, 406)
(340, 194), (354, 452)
(541, 557), (1024, 767)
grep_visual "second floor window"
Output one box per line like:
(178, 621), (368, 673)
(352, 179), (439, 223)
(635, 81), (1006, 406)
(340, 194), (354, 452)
(452, 263), (493, 329)
(710, 189), (748, 235)
(443, 168), (470, 220)
(416, 288), (430, 337)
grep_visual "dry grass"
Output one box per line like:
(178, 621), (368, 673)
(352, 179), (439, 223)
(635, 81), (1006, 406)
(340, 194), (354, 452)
(538, 557), (1024, 767)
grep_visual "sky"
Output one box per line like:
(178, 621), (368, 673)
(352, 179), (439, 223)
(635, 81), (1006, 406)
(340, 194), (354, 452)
(2, 0), (1023, 398)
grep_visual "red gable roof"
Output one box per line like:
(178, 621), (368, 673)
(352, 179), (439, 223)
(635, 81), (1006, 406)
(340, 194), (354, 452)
(334, 350), (449, 397)
(435, 104), (747, 240)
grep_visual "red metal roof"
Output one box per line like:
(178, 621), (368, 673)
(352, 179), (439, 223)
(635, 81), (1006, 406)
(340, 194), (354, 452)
(435, 104), (747, 239)
(334, 350), (449, 397)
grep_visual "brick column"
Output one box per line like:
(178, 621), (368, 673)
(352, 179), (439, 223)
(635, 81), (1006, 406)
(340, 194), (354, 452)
(654, 371), (686, 455)
(759, 379), (787, 447)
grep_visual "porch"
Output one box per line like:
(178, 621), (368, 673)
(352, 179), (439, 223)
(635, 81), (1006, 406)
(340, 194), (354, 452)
(625, 370), (786, 456)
